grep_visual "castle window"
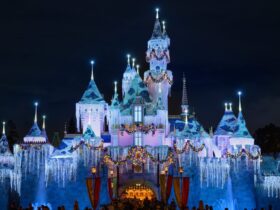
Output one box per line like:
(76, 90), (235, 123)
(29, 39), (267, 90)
(135, 132), (142, 146)
(134, 106), (142, 122)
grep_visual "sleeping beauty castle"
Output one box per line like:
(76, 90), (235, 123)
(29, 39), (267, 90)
(0, 8), (279, 210)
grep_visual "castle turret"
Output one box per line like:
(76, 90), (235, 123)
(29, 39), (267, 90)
(214, 102), (237, 154)
(41, 115), (48, 141)
(122, 54), (137, 97)
(144, 8), (173, 110)
(230, 91), (254, 147)
(23, 102), (47, 143)
(108, 81), (121, 146)
(76, 60), (107, 137)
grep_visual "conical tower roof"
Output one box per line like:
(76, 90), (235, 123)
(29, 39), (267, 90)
(0, 134), (11, 155)
(121, 74), (152, 114)
(151, 18), (162, 38)
(151, 9), (163, 39)
(80, 79), (105, 104)
(233, 112), (252, 138)
(26, 123), (42, 137)
(176, 116), (206, 140)
(41, 129), (48, 141)
(111, 93), (120, 109)
(214, 108), (237, 136)
(83, 125), (96, 139)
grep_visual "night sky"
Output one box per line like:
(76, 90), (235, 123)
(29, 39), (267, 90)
(0, 0), (279, 138)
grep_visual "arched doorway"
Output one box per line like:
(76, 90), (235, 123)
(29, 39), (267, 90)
(120, 183), (156, 201)
(119, 180), (158, 201)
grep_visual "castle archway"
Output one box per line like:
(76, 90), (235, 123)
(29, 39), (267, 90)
(119, 179), (158, 201)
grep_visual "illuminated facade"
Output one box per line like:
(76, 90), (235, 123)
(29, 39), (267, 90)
(2, 8), (277, 210)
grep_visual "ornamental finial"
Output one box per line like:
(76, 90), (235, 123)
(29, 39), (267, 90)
(136, 64), (140, 74)
(238, 91), (242, 112)
(127, 54), (131, 66)
(132, 58), (135, 68)
(162, 21), (166, 31)
(114, 81), (118, 94)
(2, 121), (5, 135)
(34, 102), (38, 123)
(224, 103), (228, 112)
(42, 115), (46, 129)
(156, 8), (159, 19)
(229, 102), (233, 111)
(90, 60), (95, 80)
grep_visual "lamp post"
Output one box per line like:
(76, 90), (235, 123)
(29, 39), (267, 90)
(91, 167), (96, 178)
(179, 166), (184, 210)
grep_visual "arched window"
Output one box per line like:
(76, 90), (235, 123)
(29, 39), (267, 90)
(134, 106), (142, 123)
(135, 132), (142, 146)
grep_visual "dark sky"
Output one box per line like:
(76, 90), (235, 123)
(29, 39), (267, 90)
(0, 0), (279, 138)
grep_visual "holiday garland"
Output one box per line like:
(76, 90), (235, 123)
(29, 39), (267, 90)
(144, 71), (173, 85)
(69, 141), (104, 152)
(146, 49), (170, 62)
(226, 148), (261, 160)
(173, 141), (205, 154)
(119, 124), (156, 135)
(19, 143), (49, 151)
(103, 146), (174, 166)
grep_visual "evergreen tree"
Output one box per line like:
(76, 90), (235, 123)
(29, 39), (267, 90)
(6, 120), (20, 152)
(67, 116), (77, 134)
(254, 123), (280, 153)
(52, 132), (61, 147)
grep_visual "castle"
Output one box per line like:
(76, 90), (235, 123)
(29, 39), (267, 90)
(0, 9), (273, 210)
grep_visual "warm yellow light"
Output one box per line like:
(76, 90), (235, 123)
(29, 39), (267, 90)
(91, 167), (96, 174)
(179, 166), (184, 174)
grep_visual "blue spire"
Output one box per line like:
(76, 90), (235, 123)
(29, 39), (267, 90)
(121, 74), (152, 113)
(80, 63), (105, 104)
(151, 8), (162, 38)
(0, 121), (11, 154)
(26, 103), (42, 137)
(111, 81), (120, 108)
(233, 112), (252, 138)
(214, 102), (237, 135)
(233, 92), (252, 138)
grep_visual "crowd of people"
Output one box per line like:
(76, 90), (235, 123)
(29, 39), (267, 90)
(9, 199), (274, 210)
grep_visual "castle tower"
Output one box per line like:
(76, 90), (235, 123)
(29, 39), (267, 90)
(76, 61), (107, 137)
(144, 9), (173, 110)
(23, 102), (47, 143)
(108, 81), (121, 146)
(122, 54), (137, 97)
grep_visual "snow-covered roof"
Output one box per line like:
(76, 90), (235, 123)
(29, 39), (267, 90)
(121, 74), (152, 114)
(214, 110), (237, 136)
(41, 129), (48, 141)
(176, 116), (210, 140)
(124, 64), (136, 74)
(79, 79), (105, 104)
(83, 125), (96, 139)
(111, 93), (120, 109)
(151, 19), (162, 39)
(0, 134), (11, 155)
(26, 123), (42, 137)
(232, 112), (252, 138)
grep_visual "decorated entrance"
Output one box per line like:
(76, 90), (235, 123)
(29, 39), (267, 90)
(120, 183), (156, 200)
